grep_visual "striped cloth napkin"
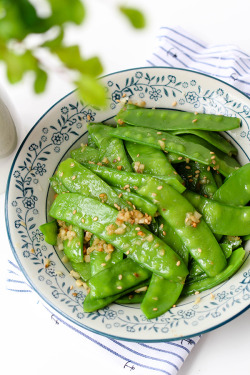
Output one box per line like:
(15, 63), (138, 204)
(6, 26), (250, 375)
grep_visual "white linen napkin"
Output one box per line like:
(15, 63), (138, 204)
(5, 26), (250, 375)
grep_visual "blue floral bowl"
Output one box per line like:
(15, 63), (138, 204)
(5, 67), (250, 341)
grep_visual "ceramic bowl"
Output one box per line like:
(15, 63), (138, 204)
(5, 67), (250, 341)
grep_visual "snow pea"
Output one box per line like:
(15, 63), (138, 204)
(182, 247), (245, 296)
(113, 187), (158, 217)
(157, 216), (189, 266)
(89, 236), (123, 276)
(220, 236), (242, 259)
(116, 284), (148, 304)
(175, 161), (200, 192)
(83, 163), (185, 194)
(213, 171), (223, 188)
(49, 176), (68, 194)
(71, 261), (91, 282)
(109, 125), (215, 166)
(137, 178), (227, 277)
(184, 190), (250, 236)
(87, 133), (98, 148)
(213, 163), (250, 206)
(63, 223), (83, 263)
(56, 158), (129, 210)
(125, 141), (183, 183)
(83, 280), (149, 312)
(39, 220), (58, 245)
(180, 134), (240, 177)
(71, 145), (100, 164)
(170, 129), (237, 156)
(141, 275), (184, 319)
(88, 123), (132, 171)
(88, 257), (152, 299)
(49, 193), (188, 282)
(115, 104), (240, 131)
(195, 162), (218, 198)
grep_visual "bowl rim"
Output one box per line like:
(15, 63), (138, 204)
(5, 66), (250, 342)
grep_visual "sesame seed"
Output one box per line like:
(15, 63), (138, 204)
(72, 175), (76, 180)
(178, 156), (183, 160)
(192, 119), (198, 123)
(117, 286), (123, 290)
(159, 249), (165, 256)
(185, 166), (191, 169)
(210, 151), (215, 154)
(153, 308), (158, 311)
(136, 154), (140, 157)
(207, 166), (211, 171)
(101, 263), (106, 267)
(194, 111), (198, 115)
(195, 170), (200, 174)
(70, 162), (75, 167)
(117, 165), (122, 170)
(195, 291), (200, 295)
(135, 227), (140, 231)
(59, 172), (63, 177)
(176, 261), (181, 266)
(162, 231), (166, 236)
(118, 274), (123, 280)
(173, 171), (178, 175)
(212, 160), (216, 165)
(137, 231), (145, 237)
(117, 156), (121, 161)
(157, 185), (163, 190)
(93, 217), (98, 221)
(152, 192), (157, 197)
(152, 297), (158, 300)
(172, 304), (176, 308)
(73, 209), (77, 214)
(126, 250), (130, 255)
(157, 131), (162, 135)
(124, 184), (130, 189)
(160, 224), (164, 229)
(195, 297), (201, 304)
(81, 218), (85, 223)
(172, 101), (177, 107)
(118, 193), (123, 198)
(211, 155), (216, 160)
(198, 248), (202, 253)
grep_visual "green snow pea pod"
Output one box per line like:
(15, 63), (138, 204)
(219, 235), (242, 259)
(243, 234), (250, 241)
(213, 171), (223, 188)
(39, 220), (58, 245)
(183, 190), (250, 236)
(56, 158), (129, 210)
(116, 284), (148, 304)
(113, 187), (158, 217)
(141, 275), (184, 319)
(137, 178), (227, 277)
(49, 176), (68, 194)
(213, 163), (250, 206)
(88, 257), (151, 299)
(90, 249), (123, 276)
(70, 261), (91, 282)
(63, 223), (83, 263)
(175, 161), (200, 192)
(87, 133), (98, 148)
(180, 134), (240, 177)
(89, 236), (123, 276)
(83, 163), (185, 194)
(157, 216), (189, 266)
(188, 260), (205, 278)
(125, 141), (183, 183)
(170, 129), (237, 156)
(115, 104), (240, 131)
(83, 281), (149, 312)
(71, 145), (100, 164)
(88, 124), (132, 171)
(195, 162), (218, 198)
(49, 193), (188, 282)
(182, 247), (245, 296)
(109, 125), (215, 166)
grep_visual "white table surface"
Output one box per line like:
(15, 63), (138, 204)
(1, 1), (249, 374)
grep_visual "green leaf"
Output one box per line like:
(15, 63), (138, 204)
(3, 49), (37, 83)
(41, 27), (64, 50)
(53, 45), (103, 76)
(48, 0), (85, 26)
(75, 74), (107, 107)
(34, 68), (48, 93)
(119, 6), (146, 29)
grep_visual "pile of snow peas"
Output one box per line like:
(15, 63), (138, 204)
(40, 103), (250, 319)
